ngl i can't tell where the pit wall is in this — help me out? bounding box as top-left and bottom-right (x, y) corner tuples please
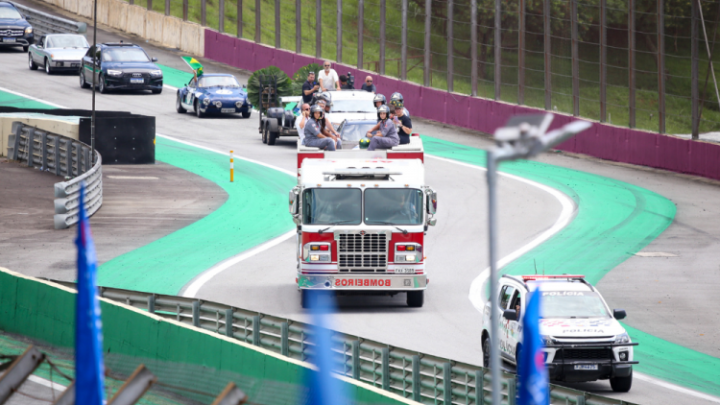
(203, 30), (720, 182)
(0, 267), (417, 405)
(0, 116), (79, 157)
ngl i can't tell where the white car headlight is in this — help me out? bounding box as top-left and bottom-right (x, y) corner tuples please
(615, 333), (631, 344)
(107, 70), (123, 76)
(25, 27), (32, 34)
(202, 98), (211, 105)
(541, 335), (553, 346)
(149, 70), (163, 76)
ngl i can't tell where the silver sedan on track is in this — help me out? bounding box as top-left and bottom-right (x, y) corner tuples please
(28, 34), (89, 74)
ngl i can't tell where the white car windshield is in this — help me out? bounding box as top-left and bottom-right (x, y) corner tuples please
(330, 99), (375, 113)
(0, 7), (22, 19)
(48, 36), (89, 49)
(103, 48), (150, 62)
(539, 291), (611, 318)
(199, 76), (240, 88)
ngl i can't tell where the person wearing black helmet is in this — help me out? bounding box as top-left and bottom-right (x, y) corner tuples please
(364, 105), (399, 151)
(303, 105), (336, 151)
(373, 94), (387, 109)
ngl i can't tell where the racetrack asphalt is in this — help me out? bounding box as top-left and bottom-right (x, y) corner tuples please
(1, 5), (720, 401)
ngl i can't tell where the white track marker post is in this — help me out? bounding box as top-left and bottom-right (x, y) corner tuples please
(230, 150), (234, 182)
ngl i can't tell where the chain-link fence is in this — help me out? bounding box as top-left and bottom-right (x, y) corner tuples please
(124, 0), (720, 136)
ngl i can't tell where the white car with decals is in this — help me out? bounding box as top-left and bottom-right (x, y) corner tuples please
(481, 274), (637, 392)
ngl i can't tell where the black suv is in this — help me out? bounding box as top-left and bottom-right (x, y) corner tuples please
(0, 2), (33, 52)
(79, 42), (163, 94)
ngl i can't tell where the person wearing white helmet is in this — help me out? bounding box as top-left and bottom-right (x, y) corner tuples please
(303, 105), (336, 151)
(373, 94), (387, 109)
(364, 105), (399, 151)
(389, 92), (410, 117)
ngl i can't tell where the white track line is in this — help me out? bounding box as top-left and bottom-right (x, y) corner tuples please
(28, 375), (66, 391)
(633, 373), (720, 404)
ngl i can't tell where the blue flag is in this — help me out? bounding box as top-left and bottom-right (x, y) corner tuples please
(75, 182), (106, 404)
(518, 287), (549, 405)
(305, 291), (347, 405)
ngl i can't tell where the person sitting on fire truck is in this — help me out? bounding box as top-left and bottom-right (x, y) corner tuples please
(303, 105), (336, 151)
(365, 105), (399, 151)
(373, 94), (387, 108)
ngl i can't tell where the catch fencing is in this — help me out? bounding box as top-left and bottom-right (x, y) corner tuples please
(44, 280), (641, 405)
(119, 0), (720, 137)
(6, 122), (102, 229)
(10, 1), (87, 35)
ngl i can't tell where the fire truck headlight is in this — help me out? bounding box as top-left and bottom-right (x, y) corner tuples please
(310, 255), (320, 261)
(406, 254), (416, 261)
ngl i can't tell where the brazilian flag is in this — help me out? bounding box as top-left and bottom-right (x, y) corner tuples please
(181, 56), (203, 77)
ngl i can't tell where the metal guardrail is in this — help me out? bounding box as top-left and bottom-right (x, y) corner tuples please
(7, 122), (102, 229)
(44, 280), (639, 405)
(10, 1), (87, 36)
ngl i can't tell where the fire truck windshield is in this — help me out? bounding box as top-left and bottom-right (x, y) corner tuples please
(303, 188), (362, 225)
(364, 189), (423, 226)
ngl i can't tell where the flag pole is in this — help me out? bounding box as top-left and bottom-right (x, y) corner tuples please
(90, 0), (97, 165)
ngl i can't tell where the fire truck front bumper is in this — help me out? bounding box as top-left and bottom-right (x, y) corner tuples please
(298, 274), (427, 291)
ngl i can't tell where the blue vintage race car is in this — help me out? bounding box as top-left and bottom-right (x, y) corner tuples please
(176, 73), (252, 118)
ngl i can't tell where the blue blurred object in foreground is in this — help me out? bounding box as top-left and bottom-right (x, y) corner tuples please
(75, 182), (106, 405)
(518, 287), (549, 405)
(305, 291), (348, 405)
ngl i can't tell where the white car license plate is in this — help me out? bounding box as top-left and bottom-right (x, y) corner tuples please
(3, 38), (15, 43)
(574, 365), (598, 371)
(394, 268), (415, 274)
(221, 108), (235, 113)
(130, 78), (144, 84)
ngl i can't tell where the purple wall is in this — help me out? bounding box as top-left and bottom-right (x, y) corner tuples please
(204, 30), (720, 182)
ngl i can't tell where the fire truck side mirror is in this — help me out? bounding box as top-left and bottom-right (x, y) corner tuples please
(427, 190), (437, 215)
(289, 189), (299, 214)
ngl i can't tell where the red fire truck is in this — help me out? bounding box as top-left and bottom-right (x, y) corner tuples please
(289, 137), (437, 308)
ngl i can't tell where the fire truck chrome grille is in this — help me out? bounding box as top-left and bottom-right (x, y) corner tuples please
(337, 233), (388, 272)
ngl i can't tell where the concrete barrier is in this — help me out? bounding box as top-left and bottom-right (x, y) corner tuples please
(77, 0), (92, 18)
(107, 0), (128, 32)
(161, 15), (181, 49)
(0, 115), (79, 158)
(62, 0), (78, 15)
(95, 0), (109, 26)
(145, 10), (164, 45)
(179, 21), (203, 56)
(126, 4), (146, 38)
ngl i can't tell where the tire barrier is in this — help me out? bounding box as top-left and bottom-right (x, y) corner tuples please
(6, 121), (102, 229)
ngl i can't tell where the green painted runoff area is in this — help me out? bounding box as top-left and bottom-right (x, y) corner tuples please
(96, 136), (296, 294)
(422, 135), (720, 397)
(157, 63), (194, 88)
(0, 269), (410, 405)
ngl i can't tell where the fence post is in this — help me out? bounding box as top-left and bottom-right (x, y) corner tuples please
(358, 0), (364, 68)
(53, 136), (60, 176)
(657, 0), (665, 133)
(507, 376), (517, 405)
(443, 363), (452, 404)
(476, 369), (485, 404)
(183, 0), (188, 21)
(296, 0), (301, 53)
(691, 0), (699, 138)
(381, 348), (390, 390)
(494, 0), (501, 100)
(225, 308), (234, 337)
(255, 0), (261, 43)
(316, 0), (322, 58)
(337, 0), (342, 62)
(471, 0), (477, 96)
(447, 0), (453, 92)
(412, 355), (420, 401)
(518, 0), (525, 104)
(219, 0), (225, 32)
(147, 295), (155, 314)
(252, 315), (261, 346)
(201, 0), (206, 26)
(401, 0), (407, 80)
(274, 0), (280, 47)
(424, 0), (431, 86)
(628, 0), (635, 128)
(543, 0), (551, 110)
(599, 0), (607, 122)
(147, 0), (152, 11)
(65, 139), (72, 177)
(380, 0), (386, 74)
(352, 341), (360, 379)
(164, 0), (169, 16)
(192, 300), (200, 327)
(40, 132), (48, 170)
(571, 0), (579, 116)
(280, 322), (289, 356)
(237, 0), (242, 38)
(576, 394), (586, 405)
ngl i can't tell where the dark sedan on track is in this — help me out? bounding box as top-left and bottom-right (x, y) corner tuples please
(0, 2), (33, 52)
(79, 42), (163, 94)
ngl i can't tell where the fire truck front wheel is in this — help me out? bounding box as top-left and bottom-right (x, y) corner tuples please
(407, 291), (424, 308)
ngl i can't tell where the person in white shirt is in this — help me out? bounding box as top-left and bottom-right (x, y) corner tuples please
(296, 103), (311, 143)
(318, 61), (341, 92)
